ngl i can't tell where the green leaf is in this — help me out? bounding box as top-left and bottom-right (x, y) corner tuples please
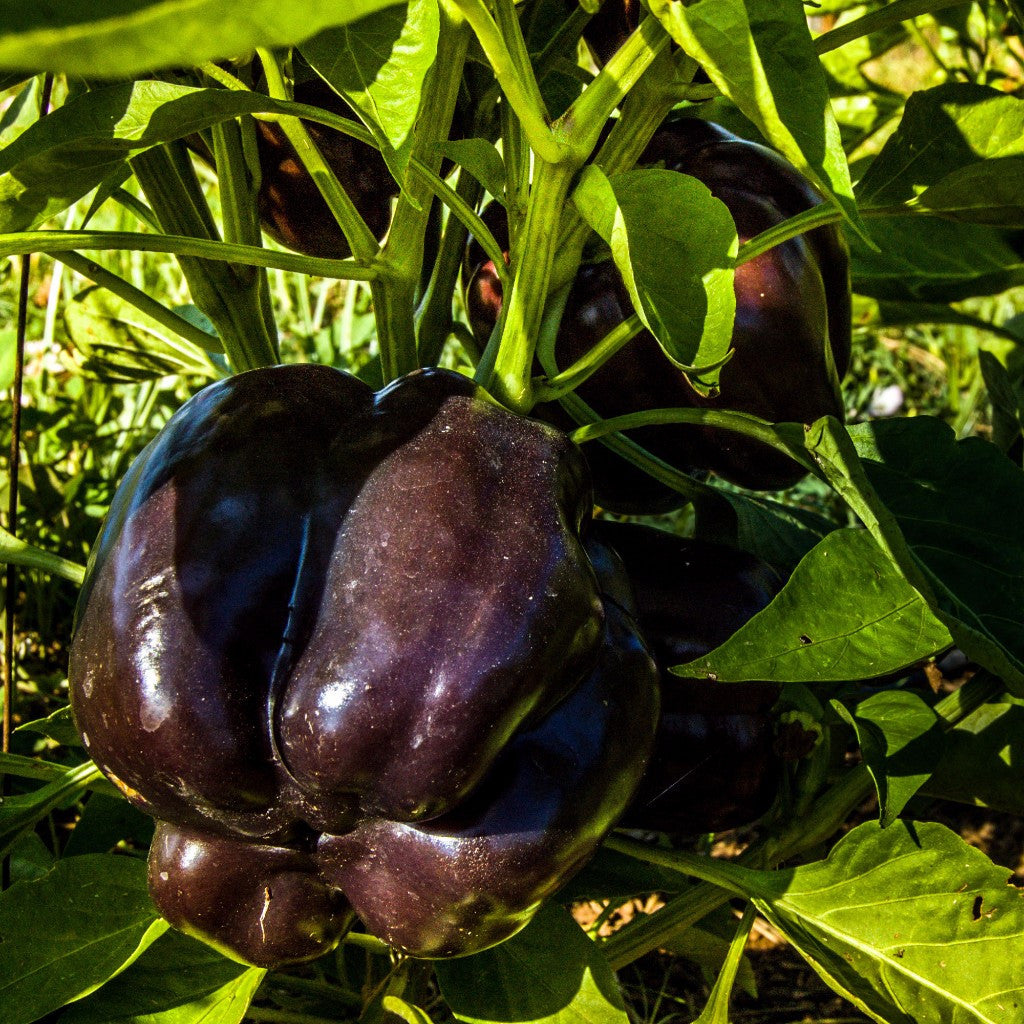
(847, 417), (1024, 691)
(0, 1), (408, 77)
(0, 81), (331, 232)
(7, 833), (54, 885)
(439, 138), (506, 201)
(691, 905), (756, 1024)
(848, 215), (1024, 303)
(0, 524), (85, 583)
(978, 350), (1024, 453)
(674, 528), (952, 683)
(647, 0), (863, 237)
(573, 165), (737, 386)
(63, 793), (155, 858)
(65, 285), (222, 383)
(857, 83), (1024, 210)
(60, 931), (263, 1024)
(436, 903), (628, 1024)
(923, 692), (1024, 815)
(15, 705), (82, 747)
(0, 76), (45, 147)
(724, 822), (1024, 1024)
(848, 216), (1024, 303)
(661, 907), (758, 1001)
(0, 855), (168, 1024)
(914, 156), (1024, 228)
(300, 0), (439, 184)
(0, 762), (106, 859)
(831, 689), (945, 826)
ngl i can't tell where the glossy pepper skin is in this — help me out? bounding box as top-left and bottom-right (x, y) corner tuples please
(465, 118), (852, 512)
(70, 364), (658, 966)
(255, 77), (398, 259)
(592, 521), (783, 836)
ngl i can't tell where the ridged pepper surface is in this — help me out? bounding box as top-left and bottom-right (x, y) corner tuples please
(70, 365), (658, 966)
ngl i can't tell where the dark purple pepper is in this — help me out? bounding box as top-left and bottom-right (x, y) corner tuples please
(592, 520), (783, 835)
(255, 78), (397, 260)
(70, 365), (658, 964)
(149, 823), (353, 968)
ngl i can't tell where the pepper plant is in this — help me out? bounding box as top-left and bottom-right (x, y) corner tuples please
(2, 2), (1024, 1023)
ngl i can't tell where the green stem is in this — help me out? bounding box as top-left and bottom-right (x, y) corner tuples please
(417, 171), (483, 366)
(131, 144), (278, 371)
(551, 56), (681, 293)
(209, 115), (264, 259)
(343, 931), (392, 955)
(533, 303), (712, 503)
(535, 314), (644, 400)
(697, 903), (757, 1020)
(501, 81), (531, 247)
(0, 528), (86, 584)
(556, 392), (713, 505)
(259, 974), (362, 1009)
(452, 0), (566, 163)
(54, 251), (222, 353)
(736, 204), (843, 266)
(493, 0), (550, 123)
(562, 12), (673, 162)
(0, 761), (107, 858)
(0, 232), (377, 279)
(245, 1009), (337, 1024)
(256, 49), (379, 264)
(378, 6), (470, 380)
(570, 407), (817, 476)
(813, 0), (972, 55)
(488, 161), (577, 411)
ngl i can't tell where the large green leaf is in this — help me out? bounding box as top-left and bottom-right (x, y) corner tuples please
(647, 0), (862, 234)
(914, 157), (1024, 228)
(0, 855), (168, 1024)
(0, 82), (354, 232)
(301, 1), (439, 183)
(60, 931), (263, 1024)
(923, 692), (1024, 816)
(831, 689), (945, 826)
(436, 904), (628, 1024)
(857, 83), (1024, 220)
(674, 528), (952, 683)
(849, 417), (1024, 691)
(725, 822), (1024, 1024)
(0, 1), (406, 77)
(573, 165), (737, 386)
(848, 216), (1024, 303)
